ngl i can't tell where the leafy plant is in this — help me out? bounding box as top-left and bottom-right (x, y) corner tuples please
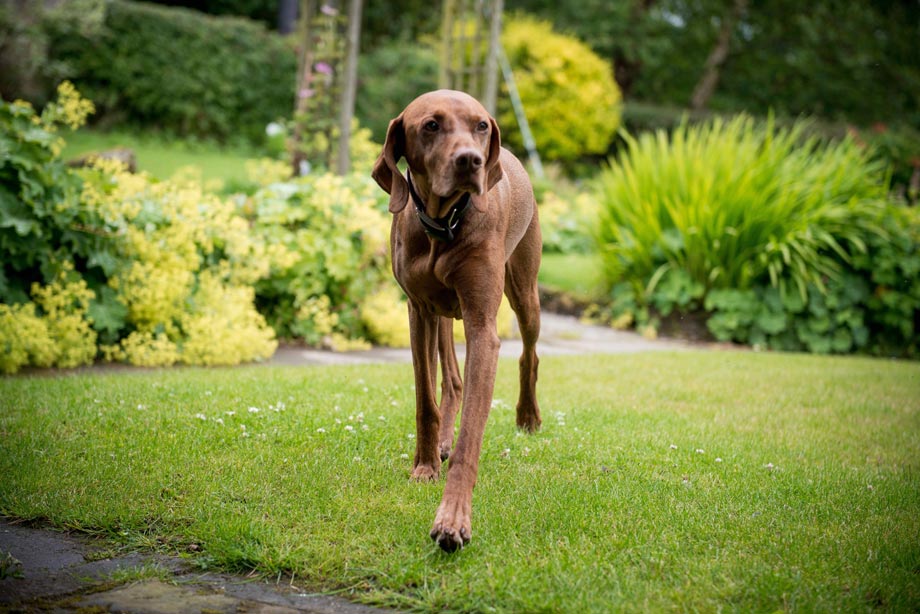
(595, 115), (888, 300)
(1, 86), (277, 373)
(41, 0), (296, 144)
(245, 172), (393, 349)
(594, 114), (919, 355)
(500, 16), (622, 165)
(356, 42), (439, 143)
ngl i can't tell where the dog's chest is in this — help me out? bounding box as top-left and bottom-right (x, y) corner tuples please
(391, 233), (465, 319)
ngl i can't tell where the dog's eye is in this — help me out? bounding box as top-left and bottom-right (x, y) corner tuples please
(424, 120), (440, 132)
(477, 121), (489, 132)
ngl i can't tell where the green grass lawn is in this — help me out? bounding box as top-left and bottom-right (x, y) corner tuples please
(62, 129), (257, 185)
(2, 352), (918, 612)
(538, 252), (606, 299)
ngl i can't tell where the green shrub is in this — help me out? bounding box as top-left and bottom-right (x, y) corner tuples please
(596, 116), (887, 297)
(852, 123), (920, 205)
(245, 173), (394, 349)
(0, 82), (96, 305)
(42, 0), (296, 144)
(500, 16), (621, 165)
(356, 42), (439, 143)
(595, 115), (919, 355)
(1, 86), (277, 373)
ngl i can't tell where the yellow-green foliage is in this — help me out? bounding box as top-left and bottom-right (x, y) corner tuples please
(248, 172), (393, 348)
(31, 265), (98, 368)
(80, 160), (277, 367)
(500, 16), (621, 163)
(360, 285), (411, 348)
(538, 190), (599, 254)
(0, 264), (98, 373)
(1, 83), (278, 373)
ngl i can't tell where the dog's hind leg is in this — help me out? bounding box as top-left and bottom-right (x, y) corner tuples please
(437, 316), (462, 461)
(408, 302), (442, 481)
(505, 211), (542, 433)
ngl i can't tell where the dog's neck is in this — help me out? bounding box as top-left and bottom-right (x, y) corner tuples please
(405, 170), (468, 219)
(406, 170), (472, 243)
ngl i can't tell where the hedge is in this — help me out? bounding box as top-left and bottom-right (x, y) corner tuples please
(42, 0), (296, 144)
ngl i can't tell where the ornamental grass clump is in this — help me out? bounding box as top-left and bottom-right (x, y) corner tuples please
(594, 115), (918, 354)
(596, 116), (887, 298)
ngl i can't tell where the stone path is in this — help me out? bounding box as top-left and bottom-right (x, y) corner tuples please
(0, 313), (687, 613)
(269, 312), (686, 366)
(0, 519), (389, 614)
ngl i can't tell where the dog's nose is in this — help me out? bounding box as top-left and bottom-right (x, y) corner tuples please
(454, 149), (483, 171)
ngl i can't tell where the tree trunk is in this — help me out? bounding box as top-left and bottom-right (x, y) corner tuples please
(335, 0), (363, 176)
(690, 0), (748, 111)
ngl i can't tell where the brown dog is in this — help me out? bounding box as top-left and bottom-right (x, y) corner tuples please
(372, 90), (542, 552)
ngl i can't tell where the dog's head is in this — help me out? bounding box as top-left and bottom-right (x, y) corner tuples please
(372, 90), (503, 213)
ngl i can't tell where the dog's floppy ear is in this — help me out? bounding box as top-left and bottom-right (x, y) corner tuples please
(372, 115), (409, 213)
(485, 116), (503, 191)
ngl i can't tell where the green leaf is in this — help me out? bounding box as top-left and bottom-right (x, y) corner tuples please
(88, 286), (128, 336)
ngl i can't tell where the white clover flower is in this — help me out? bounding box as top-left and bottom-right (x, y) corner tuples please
(696, 449), (705, 454)
(266, 122), (284, 137)
(670, 444), (678, 450)
(361, 425), (369, 431)
(195, 413), (207, 421)
(225, 411), (236, 416)
(316, 428), (326, 433)
(214, 418), (225, 425)
(715, 457), (723, 463)
(407, 433), (415, 439)
(765, 462), (775, 470)
(344, 425), (354, 432)
(501, 448), (511, 458)
(378, 415), (387, 421)
(400, 453), (409, 459)
(248, 406), (260, 413)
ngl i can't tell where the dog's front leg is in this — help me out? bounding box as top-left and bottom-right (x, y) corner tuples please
(430, 296), (501, 551)
(408, 301), (441, 481)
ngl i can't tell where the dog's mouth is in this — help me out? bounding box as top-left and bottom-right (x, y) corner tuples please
(432, 171), (485, 200)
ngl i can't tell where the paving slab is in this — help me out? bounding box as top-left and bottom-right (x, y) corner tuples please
(0, 519), (390, 614)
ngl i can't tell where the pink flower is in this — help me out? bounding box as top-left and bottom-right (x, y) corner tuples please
(320, 4), (338, 16)
(314, 61), (333, 75)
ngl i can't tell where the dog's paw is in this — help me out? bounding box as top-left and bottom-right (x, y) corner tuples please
(515, 402), (542, 433)
(430, 497), (471, 552)
(410, 463), (440, 482)
(516, 416), (542, 433)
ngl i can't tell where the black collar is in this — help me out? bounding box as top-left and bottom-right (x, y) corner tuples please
(406, 171), (471, 242)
